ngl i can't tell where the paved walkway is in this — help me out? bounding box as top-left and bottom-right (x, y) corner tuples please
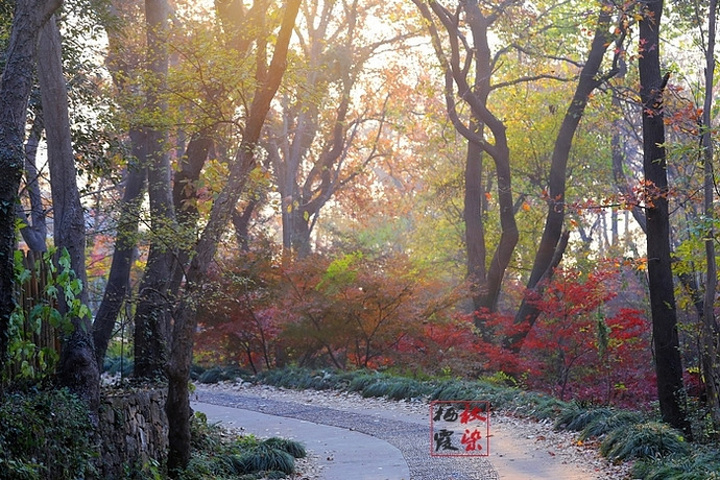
(193, 388), (611, 479)
(193, 402), (410, 479)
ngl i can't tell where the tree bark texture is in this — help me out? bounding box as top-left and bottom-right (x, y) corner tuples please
(38, 15), (100, 411)
(0, 0), (62, 382)
(17, 114), (48, 252)
(638, 0), (691, 436)
(165, 0), (301, 474)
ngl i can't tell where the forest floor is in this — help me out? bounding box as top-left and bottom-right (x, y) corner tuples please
(193, 381), (632, 479)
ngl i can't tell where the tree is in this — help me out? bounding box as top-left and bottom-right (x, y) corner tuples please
(698, 0), (720, 432)
(0, 0), (63, 386)
(92, 0), (149, 368)
(412, 0), (519, 318)
(513, 1), (624, 337)
(165, 0), (301, 472)
(37, 13), (100, 409)
(638, 0), (691, 435)
(132, 0), (175, 379)
(265, 0), (407, 257)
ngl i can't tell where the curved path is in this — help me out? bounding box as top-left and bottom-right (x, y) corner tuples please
(193, 387), (617, 479)
(194, 389), (499, 479)
(192, 402), (411, 479)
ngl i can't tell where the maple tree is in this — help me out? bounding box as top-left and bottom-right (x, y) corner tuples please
(475, 263), (656, 407)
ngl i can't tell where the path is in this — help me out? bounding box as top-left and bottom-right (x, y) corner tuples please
(193, 386), (625, 479)
(192, 402), (410, 479)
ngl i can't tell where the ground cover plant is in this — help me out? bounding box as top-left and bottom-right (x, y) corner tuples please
(180, 412), (306, 480)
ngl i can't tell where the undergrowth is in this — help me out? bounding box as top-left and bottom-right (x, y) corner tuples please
(180, 412), (306, 480)
(0, 388), (97, 480)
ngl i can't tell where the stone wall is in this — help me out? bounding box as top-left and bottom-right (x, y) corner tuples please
(98, 387), (168, 478)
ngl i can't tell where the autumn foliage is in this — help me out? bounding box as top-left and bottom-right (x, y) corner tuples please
(195, 253), (656, 407)
(475, 264), (656, 407)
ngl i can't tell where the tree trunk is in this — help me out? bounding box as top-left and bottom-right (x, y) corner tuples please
(0, 0), (62, 385)
(93, 129), (147, 367)
(133, 0), (174, 379)
(700, 0), (720, 431)
(165, 0), (301, 473)
(166, 133), (213, 300)
(38, 15), (100, 411)
(17, 114), (48, 252)
(512, 5), (618, 343)
(638, 0), (691, 436)
(464, 124), (487, 324)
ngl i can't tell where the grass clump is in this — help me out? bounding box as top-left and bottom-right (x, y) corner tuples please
(263, 437), (307, 459)
(579, 410), (645, 441)
(197, 365), (250, 384)
(430, 380), (481, 402)
(182, 412), (306, 479)
(600, 421), (689, 461)
(385, 377), (430, 400)
(255, 367), (345, 391)
(555, 404), (616, 432)
(226, 444), (295, 475)
(348, 371), (383, 393)
(631, 447), (720, 480)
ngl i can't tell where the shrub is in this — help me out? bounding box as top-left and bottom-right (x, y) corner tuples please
(189, 411), (223, 451)
(0, 388), (97, 479)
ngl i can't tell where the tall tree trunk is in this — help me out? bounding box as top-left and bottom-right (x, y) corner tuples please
(167, 133), (213, 296)
(166, 0), (301, 473)
(38, 15), (100, 411)
(133, 0), (174, 379)
(93, 130), (147, 367)
(465, 138), (487, 316)
(638, 0), (691, 436)
(512, 4), (619, 345)
(0, 0), (62, 387)
(700, 0), (720, 430)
